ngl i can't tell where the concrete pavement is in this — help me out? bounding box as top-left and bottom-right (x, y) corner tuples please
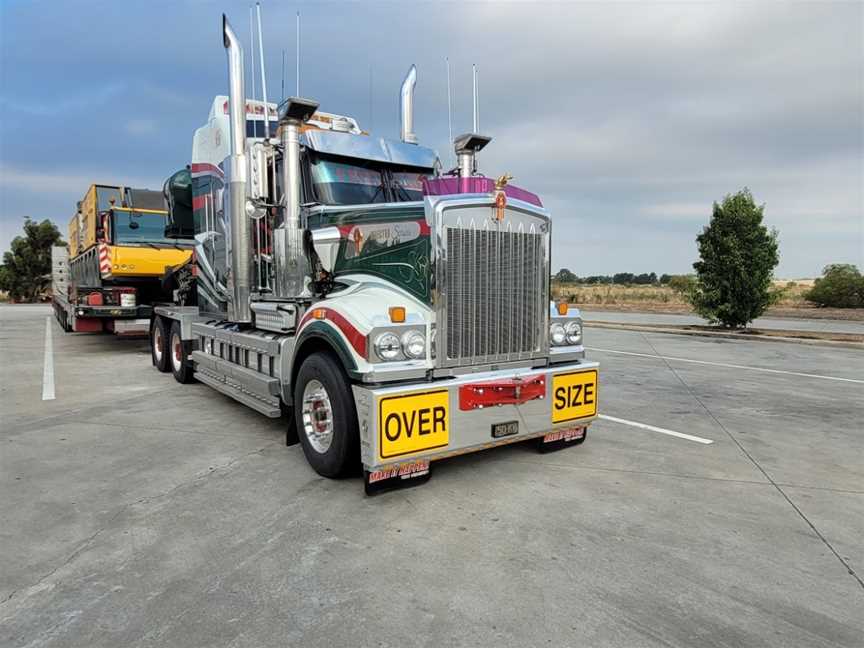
(1, 304), (862, 647)
(581, 309), (864, 335)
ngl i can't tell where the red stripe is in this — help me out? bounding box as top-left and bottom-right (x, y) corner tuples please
(192, 195), (207, 211)
(190, 162), (224, 177)
(298, 307), (366, 358)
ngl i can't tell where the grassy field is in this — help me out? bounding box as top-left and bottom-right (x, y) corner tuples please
(552, 280), (864, 320)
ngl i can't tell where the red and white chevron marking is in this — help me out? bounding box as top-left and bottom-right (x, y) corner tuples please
(98, 244), (112, 278)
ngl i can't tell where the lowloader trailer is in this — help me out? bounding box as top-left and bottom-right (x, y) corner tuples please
(150, 14), (598, 493)
(53, 184), (194, 335)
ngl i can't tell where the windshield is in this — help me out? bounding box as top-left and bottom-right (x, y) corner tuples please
(112, 210), (179, 245)
(246, 120), (278, 138)
(308, 154), (430, 205)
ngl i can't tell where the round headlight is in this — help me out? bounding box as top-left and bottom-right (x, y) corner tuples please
(401, 330), (426, 359)
(550, 323), (566, 346)
(565, 320), (582, 345)
(374, 332), (402, 361)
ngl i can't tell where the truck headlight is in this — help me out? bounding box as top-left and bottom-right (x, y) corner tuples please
(374, 332), (402, 361)
(401, 330), (425, 359)
(565, 320), (582, 345)
(550, 323), (566, 346)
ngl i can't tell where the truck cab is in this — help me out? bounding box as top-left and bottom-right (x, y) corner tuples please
(150, 14), (597, 493)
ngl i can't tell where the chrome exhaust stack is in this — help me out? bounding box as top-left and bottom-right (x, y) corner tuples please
(400, 65), (418, 144)
(222, 15), (253, 323)
(273, 97), (318, 298)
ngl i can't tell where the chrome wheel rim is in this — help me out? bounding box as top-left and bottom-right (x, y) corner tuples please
(302, 379), (334, 454)
(153, 327), (163, 362)
(171, 333), (182, 371)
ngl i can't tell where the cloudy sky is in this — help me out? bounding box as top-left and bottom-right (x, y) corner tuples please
(1, 1), (861, 277)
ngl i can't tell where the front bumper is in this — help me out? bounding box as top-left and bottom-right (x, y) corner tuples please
(352, 360), (599, 470)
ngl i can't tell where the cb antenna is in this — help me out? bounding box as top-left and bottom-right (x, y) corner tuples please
(281, 49), (286, 103)
(296, 11), (301, 96)
(255, 2), (269, 138)
(472, 63), (479, 133)
(249, 6), (256, 104)
(446, 57), (453, 167)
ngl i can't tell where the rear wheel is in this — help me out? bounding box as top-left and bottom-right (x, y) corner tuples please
(169, 321), (194, 384)
(151, 317), (170, 373)
(293, 352), (359, 478)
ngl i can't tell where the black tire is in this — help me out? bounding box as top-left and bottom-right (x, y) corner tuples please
(293, 352), (359, 478)
(169, 321), (195, 384)
(151, 316), (170, 373)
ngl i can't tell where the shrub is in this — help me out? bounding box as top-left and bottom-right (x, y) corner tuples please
(667, 274), (695, 296)
(806, 265), (864, 308)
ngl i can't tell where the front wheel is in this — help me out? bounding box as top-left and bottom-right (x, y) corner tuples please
(293, 352), (359, 478)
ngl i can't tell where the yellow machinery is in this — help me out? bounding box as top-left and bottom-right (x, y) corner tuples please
(54, 184), (194, 334)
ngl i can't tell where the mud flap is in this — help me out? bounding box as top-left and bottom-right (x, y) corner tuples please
(364, 459), (432, 496)
(537, 426), (588, 453)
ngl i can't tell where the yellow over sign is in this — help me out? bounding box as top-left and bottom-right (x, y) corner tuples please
(551, 370), (598, 423)
(378, 389), (449, 460)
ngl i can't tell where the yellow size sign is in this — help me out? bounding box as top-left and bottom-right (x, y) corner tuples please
(551, 370), (598, 423)
(378, 389), (449, 460)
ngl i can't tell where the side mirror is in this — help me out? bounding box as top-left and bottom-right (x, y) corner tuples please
(311, 227), (342, 273)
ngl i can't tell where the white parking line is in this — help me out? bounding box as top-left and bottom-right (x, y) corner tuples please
(598, 414), (714, 444)
(589, 347), (863, 384)
(42, 316), (55, 401)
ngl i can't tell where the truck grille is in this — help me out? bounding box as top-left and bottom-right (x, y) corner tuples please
(444, 224), (547, 366)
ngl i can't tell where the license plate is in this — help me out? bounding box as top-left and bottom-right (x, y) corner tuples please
(491, 420), (518, 438)
(551, 369), (598, 423)
(543, 427), (585, 443)
(378, 389), (449, 460)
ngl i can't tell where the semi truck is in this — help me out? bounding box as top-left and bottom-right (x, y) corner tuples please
(150, 14), (599, 493)
(52, 184), (194, 335)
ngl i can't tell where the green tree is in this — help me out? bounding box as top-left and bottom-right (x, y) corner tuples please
(689, 189), (779, 327)
(0, 218), (66, 302)
(555, 268), (577, 283)
(805, 264), (864, 308)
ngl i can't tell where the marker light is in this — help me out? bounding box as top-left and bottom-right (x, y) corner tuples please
(389, 306), (406, 323)
(556, 302), (569, 316)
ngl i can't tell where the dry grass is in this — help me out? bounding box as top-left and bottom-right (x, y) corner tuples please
(553, 281), (814, 308)
(551, 280), (864, 320)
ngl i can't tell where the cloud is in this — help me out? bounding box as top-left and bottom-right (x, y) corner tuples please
(0, 1), (861, 275)
(125, 119), (158, 136)
(0, 165), (163, 195)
